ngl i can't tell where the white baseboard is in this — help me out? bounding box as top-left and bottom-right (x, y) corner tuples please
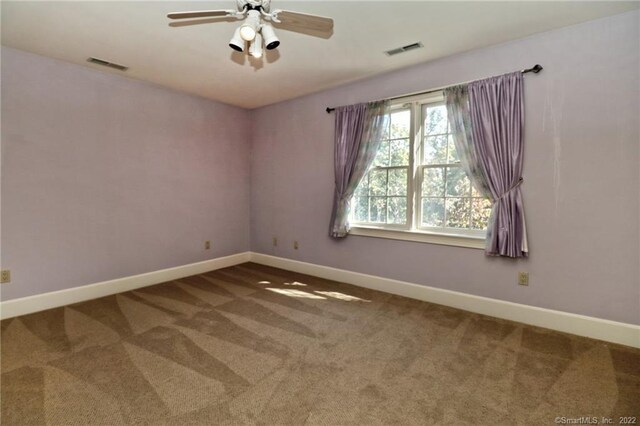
(2, 250), (638, 349)
(0, 252), (251, 320)
(250, 253), (640, 349)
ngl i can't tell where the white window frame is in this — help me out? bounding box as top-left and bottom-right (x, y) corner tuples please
(349, 92), (488, 249)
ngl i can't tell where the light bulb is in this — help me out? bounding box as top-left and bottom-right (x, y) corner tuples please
(239, 25), (256, 41)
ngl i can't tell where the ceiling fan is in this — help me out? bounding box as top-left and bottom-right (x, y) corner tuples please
(167, 0), (334, 59)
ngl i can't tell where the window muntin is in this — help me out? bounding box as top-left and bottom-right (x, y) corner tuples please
(350, 93), (491, 239)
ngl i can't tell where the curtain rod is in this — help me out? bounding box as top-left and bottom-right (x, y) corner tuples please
(325, 64), (543, 113)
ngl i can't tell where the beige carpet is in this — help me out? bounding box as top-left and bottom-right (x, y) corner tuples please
(1, 262), (639, 425)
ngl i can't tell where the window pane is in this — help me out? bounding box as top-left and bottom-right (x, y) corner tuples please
(445, 198), (471, 229)
(370, 197), (387, 223)
(422, 198), (444, 227)
(424, 104), (448, 135)
(445, 166), (471, 197)
(368, 169), (387, 196)
(422, 167), (445, 197)
(387, 197), (407, 224)
(354, 175), (368, 196)
(447, 135), (460, 163)
(381, 118), (390, 140)
(388, 168), (408, 196)
(390, 109), (411, 139)
(471, 198), (492, 230)
(353, 196), (369, 222)
(373, 139), (389, 167)
(471, 183), (483, 197)
(390, 138), (410, 166)
(424, 135), (448, 164)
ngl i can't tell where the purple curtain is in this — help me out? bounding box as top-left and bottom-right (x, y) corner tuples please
(468, 72), (528, 257)
(445, 85), (492, 199)
(329, 101), (389, 238)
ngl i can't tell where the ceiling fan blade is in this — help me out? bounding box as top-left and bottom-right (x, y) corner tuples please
(167, 10), (234, 20)
(169, 17), (235, 28)
(273, 10), (334, 33)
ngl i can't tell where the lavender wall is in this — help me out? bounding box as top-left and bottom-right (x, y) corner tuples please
(250, 12), (640, 325)
(2, 12), (638, 325)
(1, 47), (251, 301)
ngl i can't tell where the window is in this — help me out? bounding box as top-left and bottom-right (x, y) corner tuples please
(350, 92), (492, 247)
(353, 108), (411, 226)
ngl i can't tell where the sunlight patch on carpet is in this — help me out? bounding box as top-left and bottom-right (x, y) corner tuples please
(314, 291), (370, 302)
(266, 288), (326, 299)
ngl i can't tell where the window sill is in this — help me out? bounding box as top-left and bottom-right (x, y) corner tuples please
(349, 226), (486, 249)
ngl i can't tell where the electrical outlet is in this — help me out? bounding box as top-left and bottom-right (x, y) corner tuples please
(205, 241), (211, 250)
(1, 270), (11, 284)
(293, 240), (299, 250)
(272, 237), (278, 247)
(518, 272), (529, 286)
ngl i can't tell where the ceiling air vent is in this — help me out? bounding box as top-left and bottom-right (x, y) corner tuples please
(385, 42), (424, 56)
(87, 57), (129, 72)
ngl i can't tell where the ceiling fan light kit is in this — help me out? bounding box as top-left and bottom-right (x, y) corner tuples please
(261, 23), (280, 50)
(168, 0), (332, 61)
(229, 27), (245, 52)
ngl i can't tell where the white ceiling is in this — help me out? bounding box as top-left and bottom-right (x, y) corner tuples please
(2, 1), (638, 109)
